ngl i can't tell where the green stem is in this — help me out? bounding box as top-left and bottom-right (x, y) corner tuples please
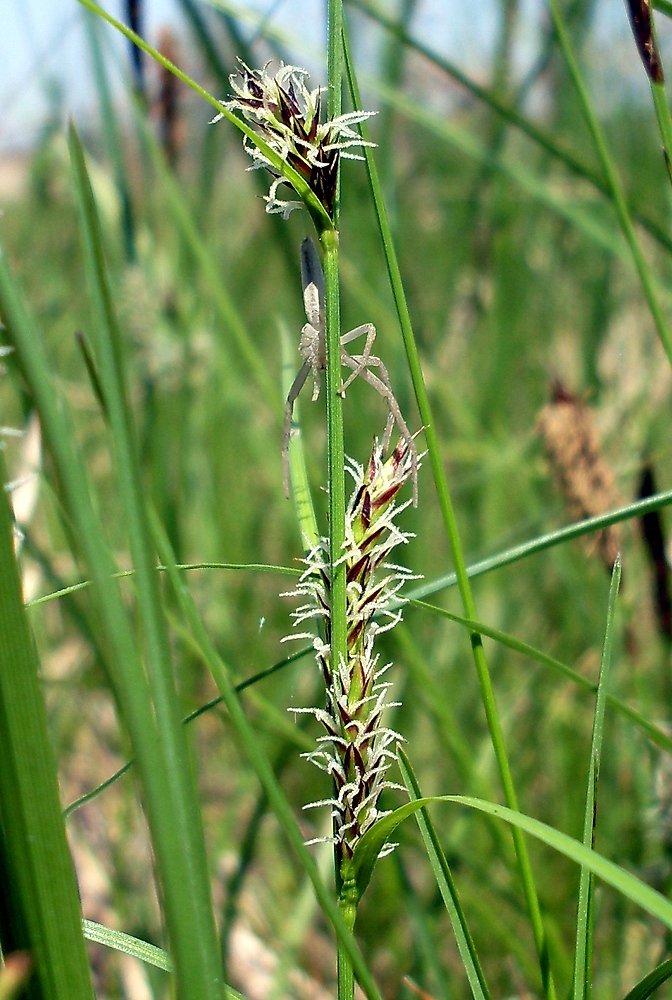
(322, 235), (347, 666)
(326, 8), (354, 1000)
(342, 27), (556, 1000)
(547, 0), (672, 368)
(337, 884), (358, 1000)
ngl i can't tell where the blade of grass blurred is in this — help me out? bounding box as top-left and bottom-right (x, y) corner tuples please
(410, 599), (672, 754)
(82, 918), (247, 998)
(398, 751), (491, 1000)
(0, 450), (94, 1000)
(0, 216), (224, 1000)
(126, 92), (278, 410)
(83, 9), (136, 261)
(375, 0), (417, 203)
(371, 82), (627, 259)
(342, 26), (556, 1000)
(150, 511), (384, 1000)
(621, 958), (672, 1000)
(82, 921), (173, 976)
(572, 558), (620, 1000)
(393, 856), (452, 1000)
(547, 0), (672, 367)
(654, 0), (672, 15)
(397, 623), (518, 863)
(406, 489), (672, 603)
(220, 742), (301, 972)
(348, 0), (672, 255)
(68, 122), (226, 998)
(27, 560), (300, 608)
(266, 842), (335, 1000)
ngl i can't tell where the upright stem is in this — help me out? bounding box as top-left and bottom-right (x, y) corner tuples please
(322, 235), (347, 667)
(325, 5), (352, 1000)
(324, 1), (347, 740)
(337, 882), (358, 1000)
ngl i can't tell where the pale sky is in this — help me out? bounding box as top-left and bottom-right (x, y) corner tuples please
(0, 0), (651, 153)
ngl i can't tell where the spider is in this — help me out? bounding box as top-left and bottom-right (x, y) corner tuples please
(282, 238), (419, 505)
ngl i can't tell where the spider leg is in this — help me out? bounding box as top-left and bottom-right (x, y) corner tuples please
(282, 360), (312, 498)
(382, 412), (395, 452)
(338, 324), (376, 397)
(342, 354), (419, 506)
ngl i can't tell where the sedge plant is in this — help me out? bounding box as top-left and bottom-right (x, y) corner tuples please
(5, 2), (672, 1000)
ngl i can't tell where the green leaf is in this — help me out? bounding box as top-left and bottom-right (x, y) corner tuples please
(82, 918), (245, 1000)
(573, 558), (621, 1000)
(345, 781), (672, 930)
(82, 921), (173, 974)
(68, 122), (226, 1000)
(398, 751), (491, 1000)
(621, 958), (672, 1000)
(0, 450), (94, 1000)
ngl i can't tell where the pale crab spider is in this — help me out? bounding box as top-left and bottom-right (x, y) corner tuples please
(282, 238), (419, 505)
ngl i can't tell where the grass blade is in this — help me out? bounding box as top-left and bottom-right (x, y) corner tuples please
(406, 490), (672, 603)
(398, 750), (491, 1000)
(572, 558), (621, 1000)
(68, 123), (226, 999)
(621, 958), (672, 1000)
(0, 451), (94, 1000)
(348, 791), (672, 930)
(440, 796), (672, 929)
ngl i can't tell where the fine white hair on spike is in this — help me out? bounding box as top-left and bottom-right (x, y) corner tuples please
(282, 434), (422, 864)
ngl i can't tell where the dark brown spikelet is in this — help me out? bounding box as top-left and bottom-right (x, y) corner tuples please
(154, 29), (184, 167)
(536, 383), (621, 572)
(624, 0), (664, 83)
(217, 61), (375, 220)
(638, 464), (672, 640)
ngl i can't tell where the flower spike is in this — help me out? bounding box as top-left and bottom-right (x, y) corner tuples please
(214, 60), (376, 219)
(285, 436), (420, 870)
